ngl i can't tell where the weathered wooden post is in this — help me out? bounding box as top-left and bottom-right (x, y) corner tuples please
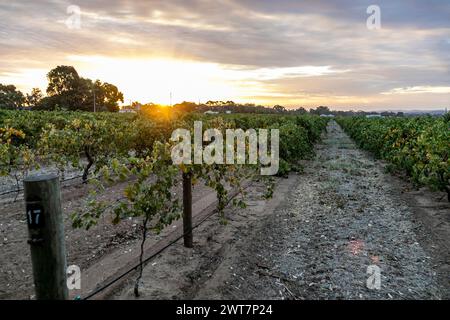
(182, 172), (193, 248)
(23, 174), (68, 300)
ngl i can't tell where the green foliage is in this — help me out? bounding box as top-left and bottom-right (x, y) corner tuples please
(338, 116), (450, 201)
(1, 109), (328, 235)
(0, 126), (35, 176)
(262, 176), (275, 199)
(38, 115), (131, 181)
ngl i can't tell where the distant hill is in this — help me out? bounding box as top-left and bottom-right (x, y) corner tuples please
(373, 109), (447, 116)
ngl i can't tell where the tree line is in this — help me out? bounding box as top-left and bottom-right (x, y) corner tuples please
(0, 66), (124, 112)
(163, 102), (405, 117)
(1, 67), (406, 116)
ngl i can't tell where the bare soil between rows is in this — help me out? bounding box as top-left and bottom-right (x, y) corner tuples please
(1, 121), (448, 299)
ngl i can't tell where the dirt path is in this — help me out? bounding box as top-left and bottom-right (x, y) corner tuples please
(115, 120), (448, 300)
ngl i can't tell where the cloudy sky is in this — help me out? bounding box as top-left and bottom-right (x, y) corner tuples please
(0, 0), (449, 110)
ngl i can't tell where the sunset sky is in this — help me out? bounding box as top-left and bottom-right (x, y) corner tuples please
(0, 0), (449, 110)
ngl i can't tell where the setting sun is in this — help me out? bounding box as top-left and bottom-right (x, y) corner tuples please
(66, 55), (246, 105)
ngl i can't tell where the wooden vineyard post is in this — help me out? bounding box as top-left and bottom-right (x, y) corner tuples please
(182, 172), (193, 248)
(23, 174), (68, 300)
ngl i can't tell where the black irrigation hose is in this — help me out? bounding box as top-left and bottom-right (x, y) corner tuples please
(0, 188), (23, 197)
(0, 174), (97, 197)
(82, 204), (222, 300)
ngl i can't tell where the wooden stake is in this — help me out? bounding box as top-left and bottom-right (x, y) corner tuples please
(23, 174), (68, 300)
(182, 172), (193, 248)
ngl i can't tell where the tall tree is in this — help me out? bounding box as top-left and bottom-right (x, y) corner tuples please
(100, 82), (124, 112)
(310, 106), (331, 115)
(44, 66), (123, 111)
(25, 88), (43, 109)
(273, 105), (286, 113)
(80, 79), (123, 112)
(173, 101), (197, 113)
(0, 84), (25, 109)
(46, 65), (83, 109)
(293, 107), (307, 114)
(46, 65), (80, 96)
